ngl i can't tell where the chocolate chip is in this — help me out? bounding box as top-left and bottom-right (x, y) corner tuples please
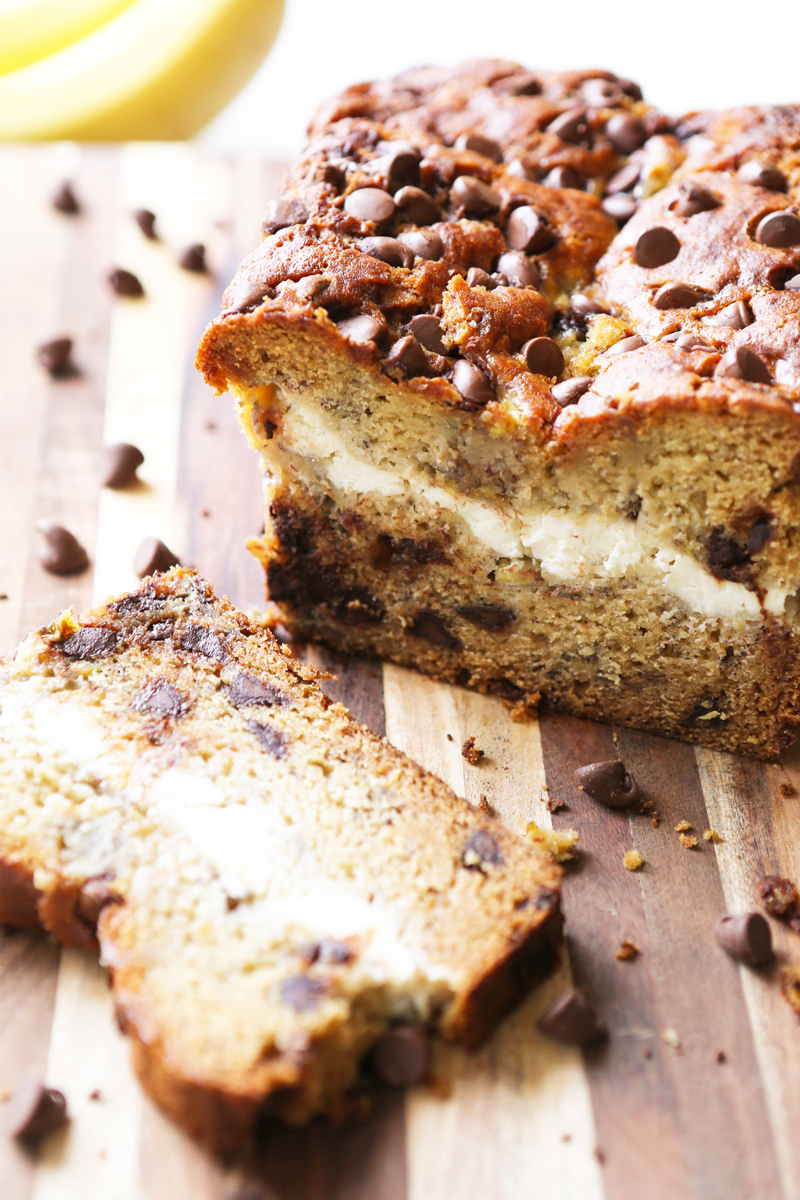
(737, 161), (787, 191)
(337, 314), (385, 345)
(262, 197), (309, 235)
(36, 337), (74, 377)
(357, 236), (414, 267)
(452, 360), (495, 409)
(372, 148), (420, 191)
(570, 294), (609, 320)
(715, 345), (771, 384)
(134, 537), (179, 577)
(546, 108), (589, 145)
(458, 603), (516, 630)
(178, 243), (206, 272)
(602, 194), (638, 224)
(52, 182), (80, 215)
(106, 268), (144, 298)
(746, 516), (772, 555)
(398, 229), (444, 261)
(705, 300), (753, 329)
(133, 679), (186, 717)
(706, 528), (750, 577)
(344, 187), (395, 223)
(605, 113), (646, 153)
(673, 333), (712, 349)
(280, 976), (325, 1012)
(455, 132), (503, 162)
(542, 165), (585, 190)
(5, 1080), (68, 1144)
(222, 277), (272, 315)
(449, 175), (501, 217)
(505, 158), (534, 181)
(75, 878), (119, 928)
(322, 162), (347, 190)
(522, 336), (564, 377)
(372, 1026), (429, 1087)
(462, 829), (502, 871)
(653, 282), (710, 310)
(574, 759), (640, 808)
(634, 226), (681, 268)
(552, 376), (591, 406)
(496, 251), (540, 288)
(407, 611), (460, 649)
(36, 522), (89, 576)
(134, 208), (157, 239)
(581, 77), (625, 107)
(505, 206), (555, 254)
(59, 627), (116, 659)
(229, 672), (287, 707)
(754, 210), (800, 248)
(466, 267), (497, 289)
(384, 334), (435, 377)
(409, 315), (447, 355)
(714, 913), (773, 966)
(537, 988), (606, 1046)
(672, 181), (720, 218)
(783, 273), (800, 291)
(604, 162), (641, 194)
(492, 71), (541, 97)
(181, 625), (225, 659)
(604, 334), (646, 355)
(249, 720), (289, 757)
(393, 185), (441, 225)
(101, 442), (144, 488)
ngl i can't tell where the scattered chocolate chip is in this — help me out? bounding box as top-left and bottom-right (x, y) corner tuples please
(75, 878), (119, 928)
(59, 627), (116, 659)
(5, 1080), (68, 1144)
(466, 266), (497, 289)
(746, 517), (772, 556)
(181, 624), (225, 660)
(492, 71), (541, 97)
(106, 268), (144, 298)
(458, 603), (515, 630)
(398, 228), (444, 261)
(505, 206), (555, 254)
(408, 314), (447, 355)
(505, 158), (534, 181)
(714, 912), (773, 966)
(393, 185), (440, 225)
(783, 273), (800, 291)
(52, 182), (80, 215)
(373, 148), (420, 191)
(605, 113), (646, 153)
(570, 293), (609, 320)
(754, 210), (800, 249)
(462, 829), (502, 870)
(229, 672), (287, 707)
(552, 376), (591, 407)
(222, 277), (272, 315)
(357, 236), (414, 267)
(385, 334), (436, 377)
(496, 250), (540, 288)
(372, 1026), (429, 1087)
(653, 282), (710, 310)
(493, 272), (509, 286)
(337, 314), (384, 345)
(452, 360), (495, 409)
(449, 175), (501, 217)
(133, 538), (179, 577)
(280, 976), (325, 1012)
(634, 227), (681, 268)
(581, 77), (624, 106)
(249, 720), (289, 757)
(178, 243), (206, 273)
(759, 874), (800, 917)
(604, 334), (646, 356)
(537, 988), (606, 1046)
(134, 208), (157, 239)
(546, 108), (589, 145)
(602, 194), (638, 224)
(322, 162), (347, 190)
(262, 197), (309, 234)
(36, 522), (89, 576)
(344, 187), (395, 224)
(455, 132), (502, 162)
(574, 760), (639, 808)
(101, 442), (144, 488)
(407, 610), (460, 649)
(715, 345), (771, 384)
(522, 336), (564, 377)
(36, 336), (74, 377)
(737, 161), (787, 191)
(672, 181), (720, 218)
(705, 300), (753, 330)
(133, 679), (186, 718)
(673, 333), (712, 350)
(604, 162), (641, 194)
(542, 165), (585, 190)
(462, 736), (484, 765)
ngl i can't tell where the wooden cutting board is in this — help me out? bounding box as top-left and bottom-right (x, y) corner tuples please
(1, 143), (799, 1200)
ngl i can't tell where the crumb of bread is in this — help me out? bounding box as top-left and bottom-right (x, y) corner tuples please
(461, 737), (484, 765)
(679, 833), (698, 849)
(674, 820), (692, 832)
(650, 812), (660, 828)
(505, 692), (539, 722)
(526, 822), (578, 862)
(546, 795), (567, 813)
(662, 1027), (681, 1049)
(780, 967), (800, 1016)
(615, 939), (640, 961)
(703, 829), (722, 842)
(623, 849), (644, 871)
(779, 782), (796, 797)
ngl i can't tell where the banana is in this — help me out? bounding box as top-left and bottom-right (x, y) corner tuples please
(0, 0), (284, 140)
(0, 0), (137, 75)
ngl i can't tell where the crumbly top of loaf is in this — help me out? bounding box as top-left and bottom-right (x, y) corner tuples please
(198, 61), (800, 440)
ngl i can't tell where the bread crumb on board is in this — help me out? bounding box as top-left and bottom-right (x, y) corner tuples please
(623, 849), (644, 871)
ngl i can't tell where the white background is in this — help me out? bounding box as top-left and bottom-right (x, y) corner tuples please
(200, 0), (800, 160)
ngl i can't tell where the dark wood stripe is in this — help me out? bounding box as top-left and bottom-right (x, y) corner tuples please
(539, 709), (783, 1200)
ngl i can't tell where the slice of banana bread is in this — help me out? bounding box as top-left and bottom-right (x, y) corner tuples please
(0, 568), (561, 1152)
(197, 62), (800, 759)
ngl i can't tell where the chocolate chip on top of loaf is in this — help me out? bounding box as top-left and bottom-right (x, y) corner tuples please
(0, 568), (561, 1151)
(198, 65), (800, 759)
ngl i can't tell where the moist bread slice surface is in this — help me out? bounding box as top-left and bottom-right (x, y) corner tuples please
(0, 568), (561, 1152)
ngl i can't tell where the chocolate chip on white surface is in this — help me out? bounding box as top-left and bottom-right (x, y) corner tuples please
(101, 443), (144, 488)
(36, 522), (89, 576)
(133, 537), (180, 578)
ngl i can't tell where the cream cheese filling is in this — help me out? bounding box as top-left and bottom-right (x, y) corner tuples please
(276, 402), (794, 623)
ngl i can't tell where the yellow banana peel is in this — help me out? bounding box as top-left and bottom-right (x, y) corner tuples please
(0, 0), (284, 139)
(0, 0), (138, 75)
